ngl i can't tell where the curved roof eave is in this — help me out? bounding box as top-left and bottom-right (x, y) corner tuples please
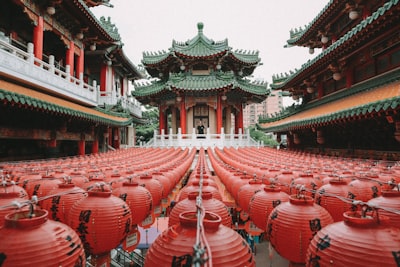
(273, 0), (400, 90)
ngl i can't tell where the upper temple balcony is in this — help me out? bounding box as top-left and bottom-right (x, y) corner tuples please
(0, 36), (142, 118)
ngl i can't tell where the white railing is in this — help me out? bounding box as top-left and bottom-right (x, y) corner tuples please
(97, 91), (142, 118)
(141, 128), (262, 149)
(0, 39), (98, 106)
(0, 38), (143, 116)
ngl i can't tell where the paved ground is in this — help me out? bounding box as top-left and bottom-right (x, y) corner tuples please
(255, 241), (289, 267)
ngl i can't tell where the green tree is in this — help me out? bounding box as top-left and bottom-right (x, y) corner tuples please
(136, 106), (159, 144)
(248, 126), (278, 147)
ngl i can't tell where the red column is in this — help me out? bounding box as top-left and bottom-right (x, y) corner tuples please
(66, 40), (75, 76)
(346, 68), (354, 89)
(92, 140), (99, 154)
(216, 95), (222, 134)
(159, 106), (165, 134)
(100, 64), (108, 95)
(33, 16), (44, 60)
(113, 127), (120, 149)
(76, 47), (84, 79)
(234, 112), (239, 134)
(317, 83), (323, 99)
(180, 99), (186, 134)
(78, 140), (85, 156)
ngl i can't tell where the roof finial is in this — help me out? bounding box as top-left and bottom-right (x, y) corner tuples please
(197, 22), (204, 34)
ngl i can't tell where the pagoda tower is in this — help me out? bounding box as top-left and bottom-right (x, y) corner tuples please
(133, 22), (268, 136)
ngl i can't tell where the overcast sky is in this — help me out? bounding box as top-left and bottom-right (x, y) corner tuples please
(92, 1), (328, 85)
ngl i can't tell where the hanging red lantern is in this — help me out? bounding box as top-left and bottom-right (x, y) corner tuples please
(112, 180), (153, 225)
(169, 191), (231, 227)
(248, 186), (290, 231)
(275, 171), (296, 194)
(144, 211), (255, 267)
(25, 176), (62, 206)
(306, 210), (400, 267)
(267, 195), (334, 265)
(0, 192), (28, 226)
(178, 181), (222, 202)
(348, 178), (381, 207)
(237, 179), (265, 213)
(367, 190), (400, 228)
(315, 179), (350, 222)
(41, 181), (87, 224)
(67, 184), (132, 259)
(0, 209), (86, 266)
(138, 174), (164, 207)
(0, 180), (28, 199)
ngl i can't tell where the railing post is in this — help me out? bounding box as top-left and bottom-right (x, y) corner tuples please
(178, 128), (182, 147)
(153, 129), (158, 147)
(239, 128), (243, 147)
(169, 128), (173, 147)
(65, 65), (71, 80)
(161, 129), (165, 147)
(27, 42), (34, 64)
(206, 127), (210, 140)
(220, 127), (225, 147)
(48, 55), (55, 73)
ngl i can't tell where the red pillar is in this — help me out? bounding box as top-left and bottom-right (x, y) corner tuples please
(216, 95), (222, 134)
(66, 40), (75, 76)
(346, 68), (354, 89)
(317, 82), (323, 99)
(180, 99), (186, 134)
(159, 105), (165, 134)
(100, 64), (108, 95)
(76, 47), (84, 79)
(33, 16), (44, 60)
(234, 112), (239, 134)
(92, 140), (99, 154)
(113, 127), (120, 149)
(78, 140), (85, 156)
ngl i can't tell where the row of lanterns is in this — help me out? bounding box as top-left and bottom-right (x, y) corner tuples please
(0, 147), (197, 266)
(2, 146), (400, 266)
(208, 146), (400, 266)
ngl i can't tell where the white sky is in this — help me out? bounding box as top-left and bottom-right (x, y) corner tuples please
(92, 0), (328, 86)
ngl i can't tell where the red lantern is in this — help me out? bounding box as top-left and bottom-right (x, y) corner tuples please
(0, 192), (28, 226)
(306, 211), (400, 267)
(67, 185), (132, 257)
(348, 178), (381, 206)
(367, 190), (400, 228)
(138, 174), (164, 207)
(178, 181), (222, 202)
(248, 186), (289, 231)
(267, 195), (334, 265)
(145, 211), (255, 267)
(0, 181), (28, 199)
(315, 179), (350, 222)
(0, 209), (85, 266)
(25, 176), (62, 206)
(112, 180), (153, 225)
(237, 179), (265, 213)
(169, 191), (231, 227)
(41, 181), (87, 224)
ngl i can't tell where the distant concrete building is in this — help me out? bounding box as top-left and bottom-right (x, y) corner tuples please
(243, 90), (284, 128)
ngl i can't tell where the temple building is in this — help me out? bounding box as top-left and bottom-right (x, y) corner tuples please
(258, 0), (400, 160)
(133, 22), (268, 137)
(0, 0), (144, 160)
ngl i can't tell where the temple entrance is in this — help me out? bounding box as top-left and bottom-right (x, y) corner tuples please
(193, 105), (209, 134)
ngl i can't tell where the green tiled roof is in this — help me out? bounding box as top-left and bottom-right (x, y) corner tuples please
(142, 22), (260, 65)
(0, 88), (134, 126)
(258, 70), (400, 132)
(257, 96), (400, 133)
(272, 0), (399, 89)
(133, 72), (268, 97)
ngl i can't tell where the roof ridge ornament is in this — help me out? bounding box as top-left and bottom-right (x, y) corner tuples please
(197, 22), (204, 34)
